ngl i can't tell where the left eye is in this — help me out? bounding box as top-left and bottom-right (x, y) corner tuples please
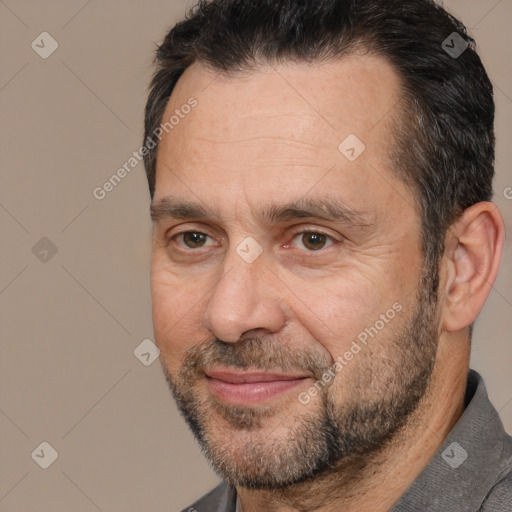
(290, 231), (335, 251)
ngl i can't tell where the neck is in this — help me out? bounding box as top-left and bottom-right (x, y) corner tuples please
(237, 337), (469, 512)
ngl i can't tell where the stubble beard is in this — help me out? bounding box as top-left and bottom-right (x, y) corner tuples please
(161, 272), (440, 491)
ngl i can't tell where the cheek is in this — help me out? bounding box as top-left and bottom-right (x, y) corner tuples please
(281, 267), (398, 362)
(150, 257), (208, 370)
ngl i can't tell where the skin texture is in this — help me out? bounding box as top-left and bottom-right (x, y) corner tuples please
(149, 54), (505, 511)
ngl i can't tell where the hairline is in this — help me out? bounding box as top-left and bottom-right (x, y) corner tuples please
(151, 47), (425, 228)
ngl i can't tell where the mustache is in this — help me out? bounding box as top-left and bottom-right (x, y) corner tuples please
(179, 337), (332, 381)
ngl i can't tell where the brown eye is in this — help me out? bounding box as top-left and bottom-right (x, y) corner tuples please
(297, 232), (332, 251)
(181, 232), (208, 248)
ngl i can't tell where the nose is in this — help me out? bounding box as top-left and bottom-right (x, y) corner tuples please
(202, 247), (287, 343)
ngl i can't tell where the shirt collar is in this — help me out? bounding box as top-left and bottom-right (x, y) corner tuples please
(235, 493), (243, 512)
(391, 369), (510, 511)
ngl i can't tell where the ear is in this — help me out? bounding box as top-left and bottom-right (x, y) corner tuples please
(441, 202), (505, 332)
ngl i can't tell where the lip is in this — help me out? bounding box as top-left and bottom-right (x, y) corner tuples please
(205, 368), (311, 405)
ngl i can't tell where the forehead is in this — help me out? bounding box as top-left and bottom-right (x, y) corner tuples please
(154, 53), (410, 220)
(162, 52), (402, 140)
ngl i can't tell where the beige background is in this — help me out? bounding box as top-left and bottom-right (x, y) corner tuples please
(0, 1), (511, 510)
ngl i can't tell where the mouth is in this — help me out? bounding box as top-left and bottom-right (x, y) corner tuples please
(204, 367), (312, 405)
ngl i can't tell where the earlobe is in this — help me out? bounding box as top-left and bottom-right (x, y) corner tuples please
(442, 202), (505, 333)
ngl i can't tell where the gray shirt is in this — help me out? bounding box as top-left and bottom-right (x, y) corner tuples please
(182, 369), (512, 511)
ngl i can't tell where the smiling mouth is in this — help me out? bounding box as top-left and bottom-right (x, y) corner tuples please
(204, 367), (312, 405)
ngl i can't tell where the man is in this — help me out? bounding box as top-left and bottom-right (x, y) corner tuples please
(143, 0), (511, 510)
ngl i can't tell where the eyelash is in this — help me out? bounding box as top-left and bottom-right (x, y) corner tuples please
(168, 229), (337, 253)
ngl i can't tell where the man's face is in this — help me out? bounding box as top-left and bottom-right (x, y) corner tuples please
(150, 55), (441, 488)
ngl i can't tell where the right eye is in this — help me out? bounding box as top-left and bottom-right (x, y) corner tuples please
(172, 231), (217, 249)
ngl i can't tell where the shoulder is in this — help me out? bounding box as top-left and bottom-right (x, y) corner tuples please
(479, 455), (512, 511)
(180, 481), (236, 512)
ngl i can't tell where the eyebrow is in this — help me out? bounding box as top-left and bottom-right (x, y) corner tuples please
(150, 195), (374, 228)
